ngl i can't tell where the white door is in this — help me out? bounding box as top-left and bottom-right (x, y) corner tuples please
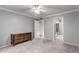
(34, 20), (44, 38)
(34, 20), (40, 38)
(39, 20), (44, 38)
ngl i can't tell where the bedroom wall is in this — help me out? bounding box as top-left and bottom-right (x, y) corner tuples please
(63, 11), (79, 45)
(44, 11), (79, 45)
(0, 9), (34, 47)
(44, 17), (54, 40)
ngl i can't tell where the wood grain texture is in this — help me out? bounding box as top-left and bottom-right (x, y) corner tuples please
(11, 32), (32, 46)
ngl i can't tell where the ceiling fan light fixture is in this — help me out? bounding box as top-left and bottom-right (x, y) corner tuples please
(32, 5), (41, 14)
(34, 9), (40, 14)
(32, 5), (46, 14)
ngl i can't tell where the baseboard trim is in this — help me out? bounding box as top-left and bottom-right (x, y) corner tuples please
(64, 42), (79, 47)
(0, 45), (11, 49)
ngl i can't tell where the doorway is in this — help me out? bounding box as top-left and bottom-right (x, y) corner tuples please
(53, 17), (64, 40)
(34, 20), (44, 38)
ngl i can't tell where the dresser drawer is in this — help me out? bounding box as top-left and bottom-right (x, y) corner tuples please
(11, 32), (32, 46)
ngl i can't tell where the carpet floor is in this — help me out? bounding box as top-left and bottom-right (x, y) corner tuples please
(0, 38), (79, 53)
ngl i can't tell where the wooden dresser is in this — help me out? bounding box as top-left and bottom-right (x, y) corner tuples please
(11, 32), (32, 46)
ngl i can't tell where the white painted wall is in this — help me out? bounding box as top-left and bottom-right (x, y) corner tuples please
(63, 11), (79, 45)
(44, 17), (54, 40)
(44, 11), (79, 45)
(0, 9), (34, 47)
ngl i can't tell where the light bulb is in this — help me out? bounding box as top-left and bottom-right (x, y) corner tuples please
(34, 9), (40, 14)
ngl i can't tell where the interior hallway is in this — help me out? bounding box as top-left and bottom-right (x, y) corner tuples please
(0, 39), (79, 53)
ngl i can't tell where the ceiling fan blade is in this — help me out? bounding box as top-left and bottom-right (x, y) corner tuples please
(40, 9), (46, 12)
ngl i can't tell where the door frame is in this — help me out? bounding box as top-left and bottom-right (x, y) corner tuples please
(53, 17), (64, 40)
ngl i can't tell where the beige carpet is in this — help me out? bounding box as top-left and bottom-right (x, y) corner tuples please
(0, 38), (79, 53)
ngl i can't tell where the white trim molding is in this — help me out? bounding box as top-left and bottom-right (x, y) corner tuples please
(64, 41), (79, 47)
(0, 44), (11, 49)
(0, 7), (79, 19)
(43, 9), (79, 18)
(0, 7), (35, 19)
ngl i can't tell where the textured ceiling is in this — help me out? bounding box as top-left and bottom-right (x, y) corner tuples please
(0, 5), (78, 19)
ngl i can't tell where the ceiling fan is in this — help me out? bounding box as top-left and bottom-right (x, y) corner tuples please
(32, 5), (46, 14)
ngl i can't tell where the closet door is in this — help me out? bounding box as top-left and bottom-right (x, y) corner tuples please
(39, 20), (44, 38)
(34, 20), (40, 38)
(34, 20), (44, 38)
